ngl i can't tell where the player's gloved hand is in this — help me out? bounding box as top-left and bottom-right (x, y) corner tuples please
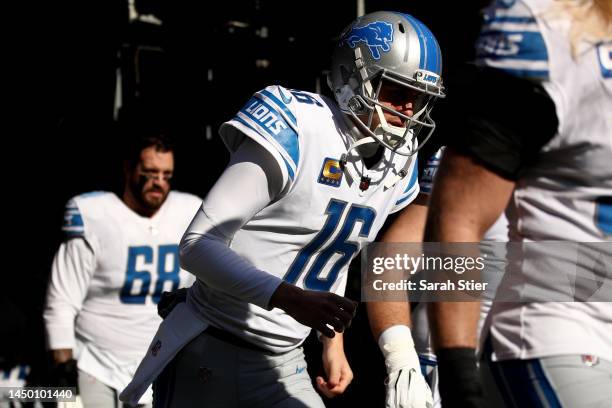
(380, 326), (433, 408)
(52, 358), (79, 389)
(269, 282), (357, 338)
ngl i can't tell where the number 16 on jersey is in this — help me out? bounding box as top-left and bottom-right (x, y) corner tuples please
(283, 199), (376, 291)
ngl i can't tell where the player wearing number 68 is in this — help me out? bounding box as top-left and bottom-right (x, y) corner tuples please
(44, 128), (201, 407)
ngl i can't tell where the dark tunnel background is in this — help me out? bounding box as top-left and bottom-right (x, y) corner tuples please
(7, 1), (488, 405)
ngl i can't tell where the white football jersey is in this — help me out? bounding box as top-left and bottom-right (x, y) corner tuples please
(45, 191), (201, 396)
(188, 85), (420, 353)
(477, 0), (612, 362)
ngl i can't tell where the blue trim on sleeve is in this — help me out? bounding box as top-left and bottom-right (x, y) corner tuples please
(258, 89), (297, 126)
(81, 191), (105, 198)
(64, 212), (84, 228)
(404, 157), (419, 193)
(395, 158), (420, 206)
(420, 149), (443, 194)
(476, 26), (549, 79)
(395, 189), (416, 206)
(478, 30), (548, 62)
(62, 203), (85, 237)
(496, 68), (549, 79)
(239, 97), (300, 170)
(597, 42), (612, 78)
(596, 199), (612, 234)
(233, 116), (295, 180)
(487, 16), (536, 24)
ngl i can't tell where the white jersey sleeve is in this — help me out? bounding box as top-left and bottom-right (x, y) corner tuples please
(219, 85), (301, 194)
(44, 199), (98, 349)
(180, 138), (284, 309)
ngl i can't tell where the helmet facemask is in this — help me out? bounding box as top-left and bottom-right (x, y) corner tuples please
(338, 47), (442, 158)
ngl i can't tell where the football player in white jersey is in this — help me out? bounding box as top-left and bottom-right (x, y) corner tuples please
(423, 0), (612, 407)
(44, 131), (201, 407)
(120, 11), (445, 408)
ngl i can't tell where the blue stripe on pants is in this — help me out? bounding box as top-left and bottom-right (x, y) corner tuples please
(489, 358), (563, 407)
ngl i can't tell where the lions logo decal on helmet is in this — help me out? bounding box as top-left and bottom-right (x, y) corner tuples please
(344, 21), (394, 60)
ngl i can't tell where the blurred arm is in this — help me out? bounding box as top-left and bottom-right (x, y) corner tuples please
(44, 238), (96, 363)
(366, 193), (429, 340)
(424, 148), (514, 349)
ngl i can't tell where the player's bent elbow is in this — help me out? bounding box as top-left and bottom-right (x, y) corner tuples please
(178, 232), (199, 271)
(179, 231), (226, 273)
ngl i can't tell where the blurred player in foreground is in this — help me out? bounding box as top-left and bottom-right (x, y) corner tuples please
(424, 0), (612, 406)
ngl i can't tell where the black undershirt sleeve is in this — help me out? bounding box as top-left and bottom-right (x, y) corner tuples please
(433, 64), (559, 180)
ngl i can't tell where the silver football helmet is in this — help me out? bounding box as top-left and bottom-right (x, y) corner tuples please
(328, 11), (445, 157)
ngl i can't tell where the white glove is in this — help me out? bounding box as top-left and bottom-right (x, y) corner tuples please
(380, 326), (433, 408)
